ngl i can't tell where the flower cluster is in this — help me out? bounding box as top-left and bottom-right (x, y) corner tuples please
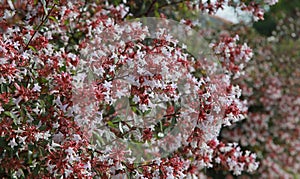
(0, 0), (278, 178)
(218, 8), (300, 178)
(187, 0), (278, 21)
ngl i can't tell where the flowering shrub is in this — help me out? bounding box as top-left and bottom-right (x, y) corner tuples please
(216, 7), (300, 179)
(0, 0), (278, 178)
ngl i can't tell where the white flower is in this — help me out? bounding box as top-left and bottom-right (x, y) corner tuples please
(50, 141), (61, 148)
(232, 85), (242, 98)
(64, 168), (73, 178)
(32, 83), (41, 92)
(13, 41), (20, 49)
(44, 131), (51, 140)
(158, 132), (164, 138)
(139, 104), (148, 112)
(53, 122), (60, 129)
(165, 166), (174, 175)
(73, 134), (81, 142)
(18, 136), (27, 145)
(109, 64), (116, 72)
(8, 138), (18, 148)
(265, 0), (278, 5)
(66, 147), (75, 156)
(132, 95), (140, 103)
(154, 158), (162, 165)
(0, 58), (7, 64)
(34, 132), (43, 141)
(52, 132), (64, 143)
(54, 96), (68, 112)
(166, 174), (175, 179)
(103, 80), (112, 90)
(215, 157), (221, 164)
(116, 89), (126, 98)
(32, 106), (40, 115)
(84, 161), (92, 171)
(15, 169), (24, 178)
(0, 77), (6, 84)
(213, 105), (221, 114)
(46, 163), (56, 173)
(3, 9), (15, 19)
(247, 161), (259, 172)
(0, 105), (4, 114)
(12, 96), (22, 106)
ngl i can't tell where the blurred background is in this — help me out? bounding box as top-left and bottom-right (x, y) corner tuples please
(119, 0), (300, 177)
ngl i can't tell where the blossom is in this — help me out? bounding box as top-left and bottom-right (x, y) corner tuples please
(0, 0), (279, 177)
(32, 83), (41, 92)
(8, 138), (17, 148)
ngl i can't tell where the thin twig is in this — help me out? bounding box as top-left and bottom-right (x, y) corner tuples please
(24, 4), (56, 51)
(158, 0), (186, 10)
(145, 0), (157, 16)
(136, 0), (186, 17)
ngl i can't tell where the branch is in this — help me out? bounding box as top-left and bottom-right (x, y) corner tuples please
(158, 0), (186, 10)
(24, 3), (56, 51)
(136, 0), (187, 18)
(145, 0), (157, 16)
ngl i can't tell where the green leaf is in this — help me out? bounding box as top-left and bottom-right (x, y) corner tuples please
(154, 10), (160, 17)
(41, 0), (48, 16)
(0, 137), (6, 148)
(28, 45), (37, 53)
(59, 64), (66, 72)
(107, 121), (115, 128)
(93, 131), (105, 146)
(4, 111), (18, 125)
(48, 16), (58, 23)
(0, 84), (6, 93)
(119, 122), (124, 133)
(131, 106), (142, 116)
(159, 120), (163, 132)
(4, 111), (12, 117)
(39, 77), (48, 83)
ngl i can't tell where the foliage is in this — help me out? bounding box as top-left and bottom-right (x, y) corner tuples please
(0, 0), (280, 178)
(214, 4), (300, 179)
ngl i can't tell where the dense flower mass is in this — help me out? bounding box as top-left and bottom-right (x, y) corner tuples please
(218, 9), (300, 178)
(0, 0), (278, 178)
